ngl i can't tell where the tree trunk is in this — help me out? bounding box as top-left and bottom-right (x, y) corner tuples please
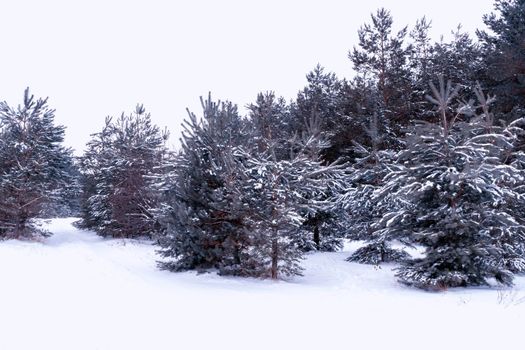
(313, 225), (320, 250)
(271, 234), (278, 279)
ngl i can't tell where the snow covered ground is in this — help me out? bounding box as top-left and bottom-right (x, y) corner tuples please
(1, 218), (524, 350)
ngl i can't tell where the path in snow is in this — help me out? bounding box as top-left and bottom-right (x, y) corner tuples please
(0, 218), (524, 350)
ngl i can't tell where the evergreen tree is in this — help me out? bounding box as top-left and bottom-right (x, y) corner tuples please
(157, 93), (344, 278)
(343, 113), (410, 264)
(381, 77), (525, 290)
(0, 88), (72, 238)
(80, 105), (167, 238)
(232, 138), (344, 278)
(478, 0), (525, 119)
(294, 116), (345, 252)
(410, 17), (433, 89)
(427, 26), (483, 111)
(251, 91), (345, 252)
(156, 95), (249, 272)
(349, 8), (414, 142)
(409, 17), (434, 120)
(292, 65), (346, 163)
(42, 155), (82, 218)
(246, 91), (292, 159)
(495, 116), (525, 272)
(337, 76), (379, 160)
(234, 152), (308, 278)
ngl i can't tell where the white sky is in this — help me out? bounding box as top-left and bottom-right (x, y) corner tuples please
(0, 0), (495, 154)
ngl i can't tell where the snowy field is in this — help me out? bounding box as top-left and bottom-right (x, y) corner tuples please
(1, 218), (524, 350)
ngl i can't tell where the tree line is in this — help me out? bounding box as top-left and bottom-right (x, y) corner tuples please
(1, 0), (525, 290)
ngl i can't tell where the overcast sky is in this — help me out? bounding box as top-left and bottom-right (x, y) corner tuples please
(0, 0), (495, 153)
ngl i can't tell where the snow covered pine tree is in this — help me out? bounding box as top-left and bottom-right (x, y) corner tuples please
(0, 88), (73, 238)
(228, 91), (345, 278)
(349, 8), (414, 142)
(344, 113), (410, 264)
(249, 92), (344, 252)
(382, 77), (525, 290)
(157, 93), (344, 279)
(79, 105), (167, 238)
(156, 95), (249, 273)
(479, 0), (525, 119)
(235, 143), (343, 278)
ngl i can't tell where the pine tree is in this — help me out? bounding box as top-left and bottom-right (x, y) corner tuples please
(409, 17), (444, 122)
(292, 65), (346, 163)
(250, 92), (345, 252)
(0, 88), (73, 238)
(337, 76), (379, 161)
(246, 91), (292, 159)
(343, 113), (410, 264)
(235, 152), (307, 278)
(157, 92), (344, 278)
(478, 0), (525, 118)
(349, 8), (414, 142)
(494, 117), (525, 272)
(427, 26), (483, 113)
(233, 141), (343, 278)
(42, 155), (82, 218)
(156, 94), (249, 272)
(295, 116), (345, 252)
(410, 17), (433, 92)
(80, 105), (167, 238)
(382, 77), (525, 290)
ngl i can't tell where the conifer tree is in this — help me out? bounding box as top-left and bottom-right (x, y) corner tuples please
(42, 156), (82, 218)
(295, 116), (345, 252)
(478, 0), (525, 118)
(292, 65), (346, 163)
(156, 95), (249, 272)
(349, 8), (414, 141)
(337, 76), (379, 160)
(246, 91), (292, 159)
(80, 105), (167, 238)
(250, 92), (345, 252)
(0, 88), (73, 238)
(410, 17), (433, 91)
(157, 93), (344, 278)
(344, 113), (410, 264)
(234, 151), (309, 278)
(382, 77), (525, 290)
(428, 26), (483, 109)
(409, 17), (433, 117)
(232, 137), (344, 278)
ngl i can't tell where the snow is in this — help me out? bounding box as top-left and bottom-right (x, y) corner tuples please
(1, 218), (525, 350)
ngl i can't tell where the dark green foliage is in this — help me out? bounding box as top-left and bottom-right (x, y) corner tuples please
(42, 156), (82, 218)
(80, 105), (167, 238)
(430, 28), (482, 91)
(479, 0), (525, 118)
(349, 8), (414, 142)
(156, 92), (345, 278)
(389, 79), (525, 289)
(341, 111), (409, 263)
(248, 91), (346, 253)
(292, 65), (347, 163)
(0, 88), (73, 238)
(232, 153), (309, 278)
(156, 95), (249, 272)
(228, 143), (343, 277)
(246, 91), (293, 159)
(285, 69), (350, 251)
(348, 244), (410, 265)
(300, 210), (343, 252)
(342, 74), (525, 290)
